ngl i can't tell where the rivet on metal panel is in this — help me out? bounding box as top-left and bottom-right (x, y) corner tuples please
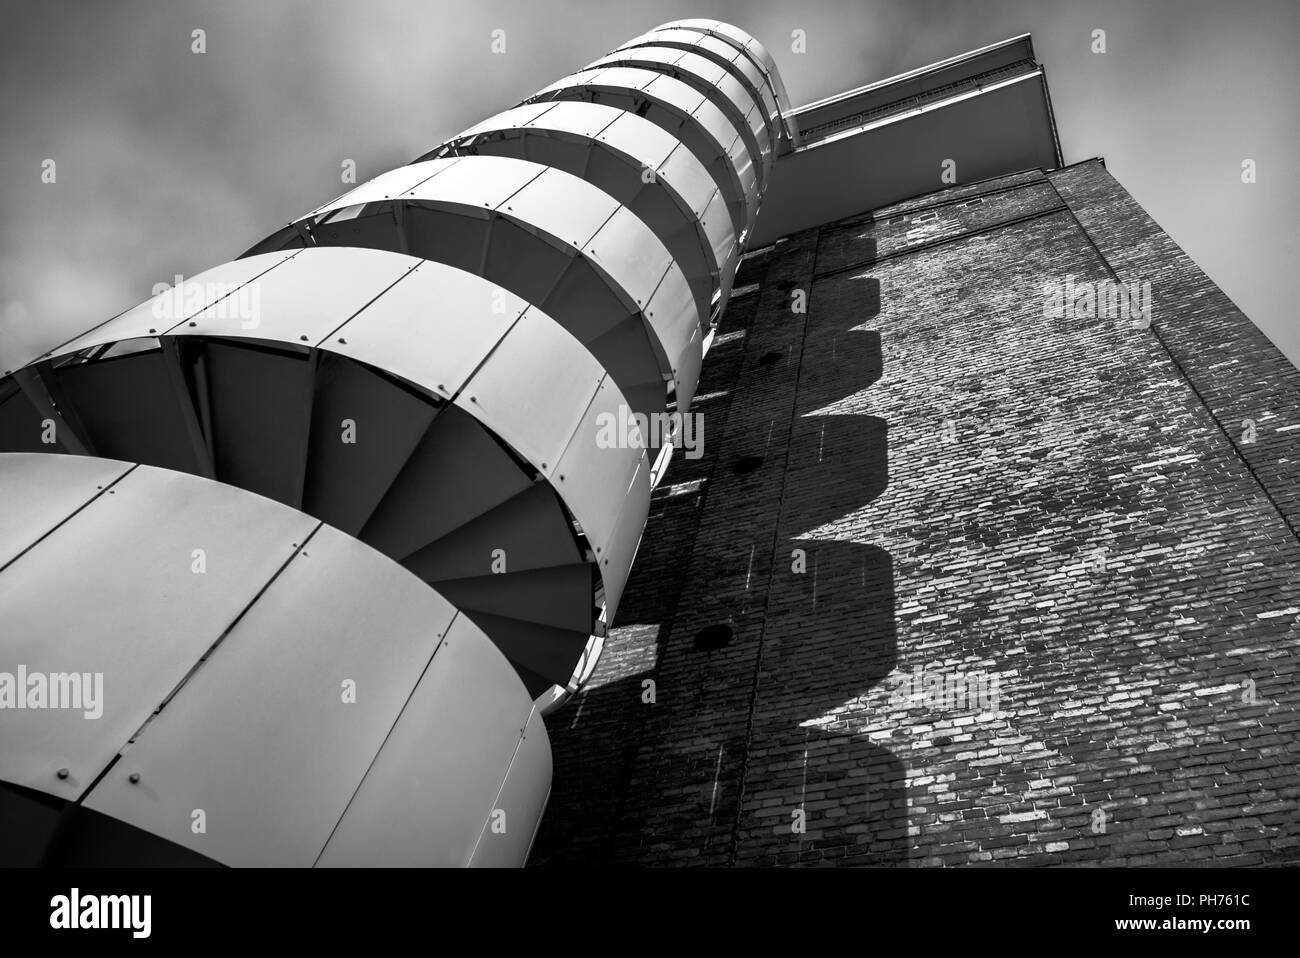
(300, 335), (309, 342)
(188, 322), (196, 327)
(56, 768), (69, 780)
(128, 772), (141, 784)
(338, 338), (347, 345)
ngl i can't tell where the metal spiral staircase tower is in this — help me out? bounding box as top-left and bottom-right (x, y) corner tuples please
(0, 20), (792, 867)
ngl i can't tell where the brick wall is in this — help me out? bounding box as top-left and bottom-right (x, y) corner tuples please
(530, 160), (1300, 867)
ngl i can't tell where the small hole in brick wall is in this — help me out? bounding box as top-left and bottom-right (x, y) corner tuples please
(693, 624), (733, 652)
(1098, 371), (1115, 382)
(733, 455), (764, 474)
(758, 350), (782, 366)
(933, 735), (954, 747)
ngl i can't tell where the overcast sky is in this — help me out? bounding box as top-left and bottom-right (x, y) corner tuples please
(2, 0), (1296, 372)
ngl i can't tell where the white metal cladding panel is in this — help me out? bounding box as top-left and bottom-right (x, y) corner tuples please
(446, 108), (698, 267)
(609, 46), (746, 119)
(655, 22), (785, 131)
(316, 614), (541, 867)
(0, 454), (132, 569)
(656, 138), (730, 235)
(457, 101), (557, 141)
(699, 187), (738, 273)
(723, 135), (761, 231)
(584, 204), (674, 315)
(662, 19), (790, 109)
(399, 155), (546, 215)
(328, 260), (529, 400)
(597, 113), (695, 197)
(534, 101), (674, 170)
(685, 56), (767, 143)
(83, 523), (458, 868)
(679, 32), (779, 122)
(593, 47), (769, 181)
(576, 115), (728, 282)
(49, 252), (298, 358)
(468, 705), (551, 867)
(668, 18), (768, 69)
(523, 99), (622, 142)
(0, 463), (317, 801)
(648, 257), (705, 360)
(460, 306), (603, 479)
(730, 84), (770, 152)
(626, 67), (706, 117)
(585, 44), (685, 73)
(639, 139), (733, 283)
(571, 65), (657, 95)
(582, 215), (697, 391)
(596, 451), (651, 617)
(699, 105), (756, 190)
(536, 68), (751, 232)
(604, 186), (712, 320)
(712, 21), (780, 75)
(686, 62), (771, 180)
(604, 69), (753, 217)
(642, 72), (755, 196)
(306, 162), (449, 220)
(676, 324), (705, 415)
(503, 165), (619, 249)
(529, 66), (608, 100)
(185, 247), (419, 346)
(553, 375), (650, 577)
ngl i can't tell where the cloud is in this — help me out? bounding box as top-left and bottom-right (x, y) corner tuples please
(1, 0), (1295, 371)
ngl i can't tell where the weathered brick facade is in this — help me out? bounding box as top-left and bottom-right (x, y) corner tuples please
(531, 159), (1300, 867)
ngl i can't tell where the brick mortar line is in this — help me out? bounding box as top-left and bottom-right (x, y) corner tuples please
(727, 236), (821, 866)
(825, 171), (1048, 235)
(1045, 176), (1300, 549)
(812, 202), (1068, 282)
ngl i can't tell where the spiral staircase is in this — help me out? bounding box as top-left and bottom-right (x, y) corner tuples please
(0, 19), (793, 867)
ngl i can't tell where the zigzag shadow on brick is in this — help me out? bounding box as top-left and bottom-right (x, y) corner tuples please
(531, 247), (907, 865)
(726, 264), (909, 864)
